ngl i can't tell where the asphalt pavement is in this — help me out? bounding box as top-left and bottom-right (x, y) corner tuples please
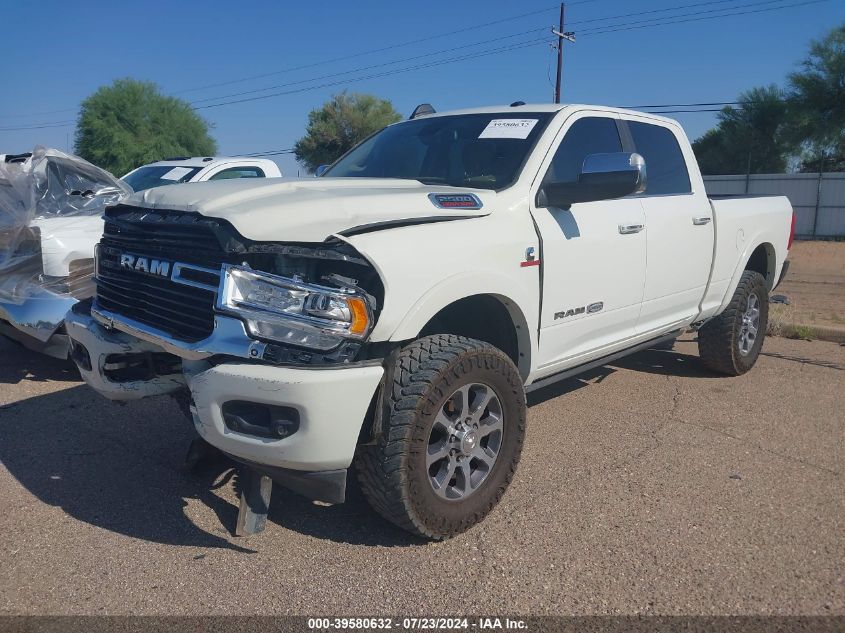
(0, 335), (842, 616)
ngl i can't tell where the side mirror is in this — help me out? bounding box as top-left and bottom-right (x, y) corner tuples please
(537, 152), (647, 208)
(315, 164), (330, 177)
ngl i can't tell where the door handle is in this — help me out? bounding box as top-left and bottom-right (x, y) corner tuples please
(693, 216), (712, 225)
(618, 224), (644, 234)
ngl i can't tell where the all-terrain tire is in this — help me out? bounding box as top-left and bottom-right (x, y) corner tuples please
(355, 334), (526, 540)
(698, 270), (769, 376)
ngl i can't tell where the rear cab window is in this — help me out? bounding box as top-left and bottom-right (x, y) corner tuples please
(208, 166), (266, 180)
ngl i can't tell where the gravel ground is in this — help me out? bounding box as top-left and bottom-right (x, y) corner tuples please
(772, 241), (845, 333)
(0, 335), (842, 616)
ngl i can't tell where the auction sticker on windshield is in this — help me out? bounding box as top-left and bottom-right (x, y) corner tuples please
(478, 118), (538, 139)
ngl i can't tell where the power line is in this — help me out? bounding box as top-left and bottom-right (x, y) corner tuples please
(194, 0), (827, 111)
(0, 0), (827, 128)
(172, 4), (579, 96)
(194, 36), (552, 110)
(190, 27), (549, 105)
(565, 0), (745, 26)
(644, 108), (726, 113)
(0, 120), (76, 131)
(189, 0), (772, 109)
(237, 148), (296, 157)
(576, 0), (829, 36)
(627, 101), (742, 108)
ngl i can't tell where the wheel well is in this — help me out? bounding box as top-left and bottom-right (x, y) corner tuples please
(419, 294), (526, 376)
(744, 243), (775, 289)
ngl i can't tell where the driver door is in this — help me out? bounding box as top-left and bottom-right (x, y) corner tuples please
(529, 113), (648, 375)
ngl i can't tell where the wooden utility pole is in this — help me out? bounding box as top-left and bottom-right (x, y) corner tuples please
(554, 3), (564, 104)
(552, 3), (575, 104)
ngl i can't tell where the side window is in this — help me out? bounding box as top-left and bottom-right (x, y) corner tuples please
(628, 122), (691, 195)
(208, 166), (266, 181)
(544, 116), (622, 184)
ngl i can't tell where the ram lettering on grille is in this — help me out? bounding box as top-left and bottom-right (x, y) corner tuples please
(118, 253), (171, 278)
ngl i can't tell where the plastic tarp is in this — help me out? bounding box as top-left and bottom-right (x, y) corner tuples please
(0, 146), (131, 305)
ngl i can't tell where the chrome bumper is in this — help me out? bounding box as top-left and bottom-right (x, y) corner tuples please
(65, 307), (185, 400)
(91, 305), (267, 362)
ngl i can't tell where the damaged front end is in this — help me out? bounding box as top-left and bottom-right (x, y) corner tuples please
(67, 205), (387, 497)
(0, 148), (132, 358)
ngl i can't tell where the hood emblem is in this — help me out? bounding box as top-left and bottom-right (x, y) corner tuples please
(428, 193), (483, 210)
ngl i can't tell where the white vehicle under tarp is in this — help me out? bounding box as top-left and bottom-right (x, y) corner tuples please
(0, 147), (132, 358)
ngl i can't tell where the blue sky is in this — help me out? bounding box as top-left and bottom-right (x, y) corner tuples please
(1, 0), (841, 176)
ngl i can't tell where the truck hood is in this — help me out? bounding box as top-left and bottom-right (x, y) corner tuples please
(125, 178), (494, 242)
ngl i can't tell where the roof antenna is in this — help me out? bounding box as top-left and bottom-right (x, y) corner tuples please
(410, 104), (436, 119)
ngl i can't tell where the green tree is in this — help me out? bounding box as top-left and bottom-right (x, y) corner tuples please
(294, 92), (402, 173)
(75, 79), (217, 176)
(785, 23), (845, 172)
(692, 86), (791, 175)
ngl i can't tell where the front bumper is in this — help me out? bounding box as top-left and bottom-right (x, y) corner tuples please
(186, 360), (383, 471)
(66, 306), (385, 473)
(0, 289), (78, 359)
(65, 305), (185, 400)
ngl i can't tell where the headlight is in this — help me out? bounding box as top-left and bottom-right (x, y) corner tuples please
(217, 265), (373, 350)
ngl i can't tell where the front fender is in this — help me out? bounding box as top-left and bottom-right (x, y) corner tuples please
(337, 208), (541, 377)
(387, 273), (536, 378)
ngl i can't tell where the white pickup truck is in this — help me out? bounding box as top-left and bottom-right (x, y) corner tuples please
(65, 104), (794, 539)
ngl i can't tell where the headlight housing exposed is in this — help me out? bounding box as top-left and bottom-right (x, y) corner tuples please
(217, 264), (373, 351)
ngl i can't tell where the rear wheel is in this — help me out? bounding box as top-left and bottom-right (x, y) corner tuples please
(356, 334), (526, 539)
(698, 270), (769, 376)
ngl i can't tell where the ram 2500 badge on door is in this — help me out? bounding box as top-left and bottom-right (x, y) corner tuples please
(66, 104), (794, 539)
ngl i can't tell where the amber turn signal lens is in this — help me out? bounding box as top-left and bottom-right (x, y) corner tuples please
(347, 297), (370, 336)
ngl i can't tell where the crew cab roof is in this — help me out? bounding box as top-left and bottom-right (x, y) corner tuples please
(411, 103), (679, 126)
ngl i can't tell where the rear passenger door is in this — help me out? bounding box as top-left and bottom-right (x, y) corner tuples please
(623, 118), (714, 334)
(530, 113), (648, 373)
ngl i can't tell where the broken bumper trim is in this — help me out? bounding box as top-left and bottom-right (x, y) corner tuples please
(0, 317), (70, 359)
(229, 455), (347, 504)
(65, 305), (185, 400)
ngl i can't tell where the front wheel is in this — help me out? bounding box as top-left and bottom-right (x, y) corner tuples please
(356, 334), (526, 539)
(698, 270), (769, 376)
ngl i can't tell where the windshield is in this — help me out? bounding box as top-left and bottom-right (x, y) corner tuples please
(325, 112), (554, 190)
(122, 165), (203, 192)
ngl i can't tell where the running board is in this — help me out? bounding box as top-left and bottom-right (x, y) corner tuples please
(525, 330), (684, 394)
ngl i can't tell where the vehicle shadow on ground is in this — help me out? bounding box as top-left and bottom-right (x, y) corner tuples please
(0, 345), (423, 548)
(0, 342), (714, 550)
(526, 343), (712, 406)
(0, 342), (258, 552)
(610, 347), (715, 378)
